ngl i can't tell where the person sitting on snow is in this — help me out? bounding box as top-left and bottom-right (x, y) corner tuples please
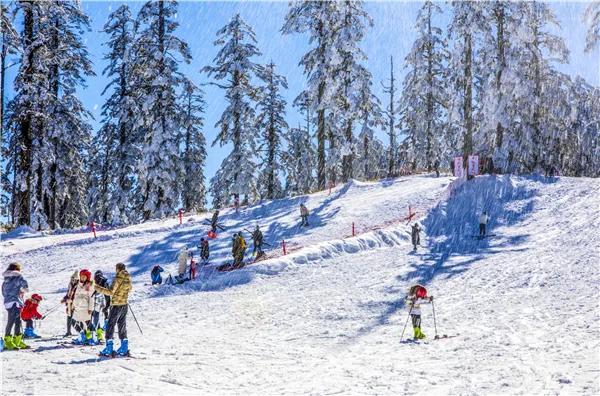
(406, 284), (433, 340)
(21, 293), (43, 339)
(151, 265), (165, 285)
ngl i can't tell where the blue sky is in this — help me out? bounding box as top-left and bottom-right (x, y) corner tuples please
(5, 1), (599, 195)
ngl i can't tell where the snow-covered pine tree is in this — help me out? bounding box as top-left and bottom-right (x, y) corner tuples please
(400, 0), (448, 172)
(332, 0), (374, 183)
(282, 0), (340, 190)
(256, 61), (288, 200)
(447, 1), (487, 168)
(43, 0), (94, 229)
(203, 13), (262, 207)
(381, 56), (398, 177)
(179, 79), (207, 213)
(505, 1), (569, 173)
(132, 0), (191, 220)
(89, 4), (137, 225)
(283, 126), (316, 196)
(584, 2), (600, 53)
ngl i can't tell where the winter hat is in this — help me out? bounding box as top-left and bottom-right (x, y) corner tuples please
(7, 262), (21, 272)
(80, 269), (92, 281)
(31, 294), (43, 302)
(115, 263), (126, 272)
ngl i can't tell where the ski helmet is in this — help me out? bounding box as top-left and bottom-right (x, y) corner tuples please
(31, 294), (43, 302)
(79, 269), (92, 281)
(409, 284), (428, 298)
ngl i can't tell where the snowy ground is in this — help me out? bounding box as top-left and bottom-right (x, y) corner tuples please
(1, 174), (598, 395)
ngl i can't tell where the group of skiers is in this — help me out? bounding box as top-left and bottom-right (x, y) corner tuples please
(1, 262), (133, 357)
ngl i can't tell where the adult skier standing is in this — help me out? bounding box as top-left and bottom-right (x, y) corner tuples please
(61, 271), (79, 337)
(232, 232), (247, 267)
(199, 238), (210, 262)
(96, 263), (132, 357)
(177, 246), (189, 281)
(71, 269), (95, 345)
(251, 225), (264, 258)
(2, 263), (30, 350)
(411, 223), (421, 251)
(210, 210), (220, 233)
(300, 203), (310, 227)
(479, 211), (489, 237)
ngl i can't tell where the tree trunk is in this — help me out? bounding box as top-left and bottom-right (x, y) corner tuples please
(462, 32), (473, 169)
(387, 56), (396, 178)
(494, 3), (505, 152)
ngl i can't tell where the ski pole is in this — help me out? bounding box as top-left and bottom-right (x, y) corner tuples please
(42, 302), (63, 320)
(400, 303), (413, 341)
(128, 304), (143, 335)
(432, 298), (439, 339)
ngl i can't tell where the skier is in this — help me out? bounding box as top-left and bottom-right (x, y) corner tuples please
(71, 269), (95, 345)
(233, 194), (240, 213)
(61, 271), (79, 337)
(199, 238), (210, 262)
(90, 281), (106, 343)
(479, 211), (489, 237)
(2, 263), (30, 350)
(150, 265), (165, 285)
(251, 225), (264, 258)
(189, 253), (197, 280)
(406, 284), (433, 340)
(177, 246), (189, 282)
(210, 210), (220, 233)
(94, 270), (111, 333)
(96, 262), (132, 357)
(232, 232), (247, 267)
(21, 294), (43, 339)
(300, 203), (310, 227)
(411, 223), (421, 251)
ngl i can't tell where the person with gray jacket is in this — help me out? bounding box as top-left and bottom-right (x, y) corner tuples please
(2, 262), (29, 350)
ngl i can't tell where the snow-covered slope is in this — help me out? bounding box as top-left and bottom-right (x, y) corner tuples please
(1, 175), (598, 395)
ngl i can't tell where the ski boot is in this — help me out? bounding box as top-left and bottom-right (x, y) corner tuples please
(96, 328), (105, 343)
(72, 331), (87, 345)
(24, 327), (41, 339)
(416, 327), (426, 340)
(116, 339), (129, 356)
(84, 329), (96, 345)
(14, 334), (30, 349)
(3, 336), (18, 350)
(99, 339), (114, 357)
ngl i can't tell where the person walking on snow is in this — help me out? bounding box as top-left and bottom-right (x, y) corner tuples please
(95, 263), (132, 357)
(479, 211), (489, 237)
(300, 203), (310, 227)
(251, 225), (264, 257)
(211, 210), (220, 233)
(61, 271), (79, 336)
(2, 263), (30, 350)
(199, 238), (210, 262)
(21, 294), (43, 339)
(177, 246), (189, 281)
(411, 223), (422, 251)
(406, 284), (433, 340)
(71, 269), (96, 345)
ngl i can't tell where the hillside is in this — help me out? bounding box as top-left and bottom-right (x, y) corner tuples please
(1, 174), (598, 395)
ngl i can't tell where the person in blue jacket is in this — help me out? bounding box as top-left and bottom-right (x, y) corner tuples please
(151, 265), (165, 285)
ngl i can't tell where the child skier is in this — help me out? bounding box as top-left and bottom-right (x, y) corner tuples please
(21, 294), (43, 339)
(95, 263), (132, 357)
(94, 271), (111, 334)
(199, 238), (210, 262)
(406, 284), (433, 340)
(90, 283), (105, 343)
(71, 269), (95, 345)
(61, 271), (79, 337)
(2, 262), (30, 350)
(150, 265), (165, 285)
(189, 254), (197, 280)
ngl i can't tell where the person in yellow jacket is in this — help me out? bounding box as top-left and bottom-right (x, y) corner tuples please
(95, 263), (132, 356)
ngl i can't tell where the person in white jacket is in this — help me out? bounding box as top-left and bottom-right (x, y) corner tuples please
(177, 247), (189, 280)
(71, 269), (95, 345)
(479, 211), (489, 237)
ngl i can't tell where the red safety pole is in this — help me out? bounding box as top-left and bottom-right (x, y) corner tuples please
(282, 240), (287, 256)
(352, 222), (355, 237)
(178, 209), (183, 225)
(91, 221), (97, 239)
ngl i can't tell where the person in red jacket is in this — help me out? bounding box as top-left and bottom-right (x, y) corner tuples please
(21, 294), (43, 339)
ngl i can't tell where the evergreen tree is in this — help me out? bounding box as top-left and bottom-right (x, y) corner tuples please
(256, 61), (288, 200)
(584, 2), (600, 53)
(203, 13), (262, 207)
(132, 0), (191, 220)
(400, 0), (448, 172)
(179, 79), (207, 213)
(381, 56), (398, 177)
(283, 126), (315, 196)
(89, 4), (137, 225)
